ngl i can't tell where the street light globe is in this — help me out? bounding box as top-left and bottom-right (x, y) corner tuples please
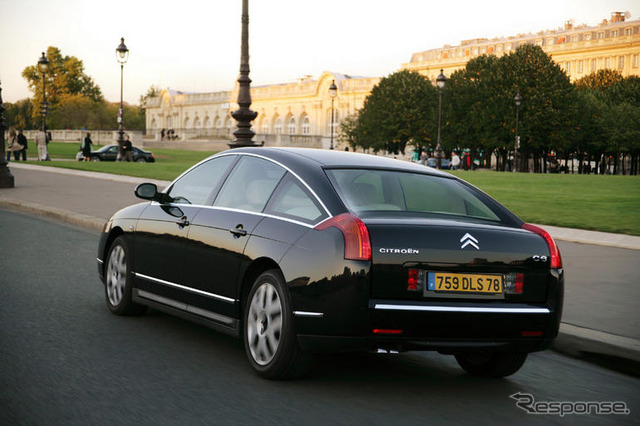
(514, 91), (523, 107)
(37, 52), (49, 73)
(329, 80), (338, 98)
(436, 69), (447, 89)
(116, 37), (129, 64)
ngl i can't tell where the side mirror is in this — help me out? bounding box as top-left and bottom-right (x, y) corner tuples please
(135, 182), (159, 200)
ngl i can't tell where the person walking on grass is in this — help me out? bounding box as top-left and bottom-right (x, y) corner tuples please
(81, 132), (93, 161)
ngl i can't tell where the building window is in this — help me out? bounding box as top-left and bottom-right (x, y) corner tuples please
(578, 60), (584, 73)
(572, 35), (579, 42)
(261, 118), (270, 134)
(274, 117), (282, 134)
(619, 56), (625, 69)
(301, 116), (310, 135)
(566, 62), (571, 73)
(598, 32), (604, 39)
(288, 117), (296, 135)
(585, 33), (592, 41)
(633, 54), (639, 68)
(497, 45), (503, 52)
(591, 59), (598, 71)
(612, 30), (619, 37)
(604, 57), (610, 68)
(626, 28), (633, 36)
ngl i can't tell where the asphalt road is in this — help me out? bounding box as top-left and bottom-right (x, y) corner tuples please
(1, 211), (638, 426)
(558, 241), (639, 340)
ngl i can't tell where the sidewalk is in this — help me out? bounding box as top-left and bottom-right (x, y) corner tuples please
(1, 162), (639, 377)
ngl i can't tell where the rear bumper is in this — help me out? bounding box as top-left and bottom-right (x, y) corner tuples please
(297, 299), (560, 354)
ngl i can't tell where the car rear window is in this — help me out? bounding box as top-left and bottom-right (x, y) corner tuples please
(326, 169), (501, 222)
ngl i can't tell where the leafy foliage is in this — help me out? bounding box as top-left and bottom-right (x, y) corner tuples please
(348, 70), (437, 154)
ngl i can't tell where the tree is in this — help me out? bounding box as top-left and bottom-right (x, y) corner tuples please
(22, 46), (104, 123)
(353, 70), (438, 155)
(574, 69), (623, 92)
(445, 45), (574, 172)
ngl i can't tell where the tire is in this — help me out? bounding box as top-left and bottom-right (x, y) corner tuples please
(104, 236), (147, 316)
(454, 351), (528, 378)
(92, 156), (101, 162)
(136, 157), (146, 163)
(243, 269), (309, 379)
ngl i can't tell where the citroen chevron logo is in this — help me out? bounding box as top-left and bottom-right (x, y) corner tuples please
(460, 233), (479, 250)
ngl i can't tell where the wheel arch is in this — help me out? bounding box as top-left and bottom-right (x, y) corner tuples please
(238, 257), (282, 314)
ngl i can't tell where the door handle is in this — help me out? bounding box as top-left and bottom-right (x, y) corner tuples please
(177, 216), (190, 228)
(230, 224), (247, 237)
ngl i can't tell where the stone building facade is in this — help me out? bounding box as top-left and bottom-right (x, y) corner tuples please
(144, 12), (639, 149)
(144, 72), (380, 149)
(403, 12), (640, 83)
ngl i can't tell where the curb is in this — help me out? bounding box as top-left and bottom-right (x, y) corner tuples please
(0, 198), (105, 232)
(553, 323), (640, 378)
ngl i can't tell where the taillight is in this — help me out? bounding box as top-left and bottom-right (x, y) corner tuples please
(315, 213), (372, 261)
(521, 223), (563, 269)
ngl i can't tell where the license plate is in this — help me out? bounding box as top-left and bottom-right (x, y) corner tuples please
(427, 272), (503, 294)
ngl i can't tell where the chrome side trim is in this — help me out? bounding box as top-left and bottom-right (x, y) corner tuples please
(293, 311), (324, 318)
(134, 272), (236, 304)
(374, 304), (550, 314)
(137, 290), (235, 325)
(157, 152), (333, 227)
(97, 257), (104, 264)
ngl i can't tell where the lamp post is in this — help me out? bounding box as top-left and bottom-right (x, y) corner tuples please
(0, 81), (15, 188)
(514, 91), (523, 173)
(38, 52), (49, 132)
(435, 69), (447, 169)
(229, 0), (259, 148)
(116, 38), (129, 158)
(329, 80), (337, 150)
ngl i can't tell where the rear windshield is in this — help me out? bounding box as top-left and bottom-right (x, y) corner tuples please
(326, 169), (502, 223)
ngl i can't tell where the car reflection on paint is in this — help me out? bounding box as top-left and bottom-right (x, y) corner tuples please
(77, 144), (155, 162)
(97, 147), (563, 379)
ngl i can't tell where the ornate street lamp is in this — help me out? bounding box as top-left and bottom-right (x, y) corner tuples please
(0, 81), (15, 188)
(514, 91), (523, 173)
(435, 69), (447, 169)
(38, 52), (49, 132)
(116, 38), (129, 157)
(329, 80), (337, 150)
(229, 0), (259, 148)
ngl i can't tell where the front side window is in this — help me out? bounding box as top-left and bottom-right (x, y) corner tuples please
(327, 169), (502, 223)
(214, 156), (286, 212)
(167, 155), (236, 205)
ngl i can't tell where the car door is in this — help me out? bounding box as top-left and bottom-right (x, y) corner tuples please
(183, 155), (287, 319)
(133, 155), (237, 301)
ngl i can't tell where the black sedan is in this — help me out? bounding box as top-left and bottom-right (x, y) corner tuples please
(97, 148), (563, 379)
(78, 144), (155, 162)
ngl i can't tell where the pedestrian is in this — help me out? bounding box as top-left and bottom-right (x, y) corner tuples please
(17, 129), (28, 161)
(122, 134), (133, 162)
(451, 151), (460, 170)
(35, 126), (49, 161)
(81, 132), (93, 161)
(160, 128), (166, 141)
(6, 127), (24, 161)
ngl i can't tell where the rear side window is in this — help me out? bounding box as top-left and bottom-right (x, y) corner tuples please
(327, 169), (501, 222)
(214, 156), (286, 212)
(265, 175), (326, 224)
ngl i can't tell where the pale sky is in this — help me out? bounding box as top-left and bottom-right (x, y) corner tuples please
(0, 0), (637, 105)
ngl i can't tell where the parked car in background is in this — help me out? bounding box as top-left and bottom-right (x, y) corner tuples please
(426, 157), (451, 169)
(97, 147), (563, 379)
(76, 144), (155, 162)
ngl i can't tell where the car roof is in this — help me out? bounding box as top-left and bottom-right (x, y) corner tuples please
(228, 147), (450, 177)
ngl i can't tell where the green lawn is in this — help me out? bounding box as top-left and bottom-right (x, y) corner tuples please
(451, 171), (640, 236)
(22, 143), (640, 236)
